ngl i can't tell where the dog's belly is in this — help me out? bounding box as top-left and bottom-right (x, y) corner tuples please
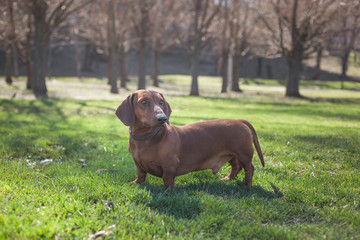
(195, 154), (233, 174)
(145, 165), (163, 178)
(175, 154), (233, 176)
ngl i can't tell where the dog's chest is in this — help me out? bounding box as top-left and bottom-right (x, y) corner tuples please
(129, 142), (163, 177)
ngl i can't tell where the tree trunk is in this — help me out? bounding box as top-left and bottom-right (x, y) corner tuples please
(256, 57), (262, 78)
(75, 45), (81, 79)
(285, 41), (304, 97)
(286, 61), (302, 97)
(83, 44), (93, 72)
(26, 59), (32, 89)
(107, 0), (118, 93)
(107, 52), (118, 93)
(32, 0), (48, 98)
(285, 54), (303, 97)
(119, 44), (127, 89)
(5, 47), (13, 85)
(47, 46), (52, 79)
(190, 1), (201, 97)
(354, 53), (358, 64)
(312, 47), (323, 80)
(266, 63), (272, 79)
(152, 48), (160, 87)
(138, 41), (146, 90)
(220, 50), (228, 93)
(190, 49), (200, 96)
(231, 54), (241, 92)
(13, 46), (19, 77)
(340, 51), (350, 89)
(227, 54), (233, 91)
(25, 5), (33, 90)
(137, 2), (148, 90)
(220, 0), (229, 93)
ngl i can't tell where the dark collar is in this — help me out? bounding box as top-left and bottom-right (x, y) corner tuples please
(129, 126), (162, 141)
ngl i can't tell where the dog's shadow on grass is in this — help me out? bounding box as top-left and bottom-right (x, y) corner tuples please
(142, 181), (283, 220)
(189, 181), (284, 200)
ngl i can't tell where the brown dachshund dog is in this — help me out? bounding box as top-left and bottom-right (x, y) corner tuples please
(116, 90), (265, 189)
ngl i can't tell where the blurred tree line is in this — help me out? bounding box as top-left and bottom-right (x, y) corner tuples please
(0, 0), (359, 98)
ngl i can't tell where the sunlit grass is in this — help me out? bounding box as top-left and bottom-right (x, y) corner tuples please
(0, 76), (359, 239)
(1, 73), (360, 100)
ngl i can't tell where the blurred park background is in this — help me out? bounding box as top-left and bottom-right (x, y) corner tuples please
(1, 1), (360, 239)
(0, 0), (360, 99)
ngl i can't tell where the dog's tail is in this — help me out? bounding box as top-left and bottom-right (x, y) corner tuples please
(240, 120), (265, 167)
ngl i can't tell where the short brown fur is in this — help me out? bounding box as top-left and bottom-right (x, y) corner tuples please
(116, 90), (265, 189)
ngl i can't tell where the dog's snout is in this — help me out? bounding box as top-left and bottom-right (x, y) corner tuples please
(156, 113), (167, 124)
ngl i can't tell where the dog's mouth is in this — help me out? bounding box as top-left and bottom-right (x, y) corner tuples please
(144, 121), (165, 127)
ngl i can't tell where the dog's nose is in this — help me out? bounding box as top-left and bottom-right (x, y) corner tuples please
(156, 113), (167, 124)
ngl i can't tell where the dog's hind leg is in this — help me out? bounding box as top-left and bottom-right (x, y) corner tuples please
(222, 158), (242, 181)
(243, 163), (255, 187)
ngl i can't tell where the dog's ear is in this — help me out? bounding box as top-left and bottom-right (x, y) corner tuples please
(160, 93), (172, 122)
(115, 94), (135, 126)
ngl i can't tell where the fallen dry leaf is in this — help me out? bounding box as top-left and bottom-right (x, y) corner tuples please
(105, 201), (114, 211)
(88, 230), (113, 240)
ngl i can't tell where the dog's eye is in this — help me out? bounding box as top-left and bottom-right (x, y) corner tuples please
(159, 100), (164, 106)
(140, 100), (147, 105)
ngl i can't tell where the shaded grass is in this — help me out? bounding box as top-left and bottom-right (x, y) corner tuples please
(0, 80), (360, 239)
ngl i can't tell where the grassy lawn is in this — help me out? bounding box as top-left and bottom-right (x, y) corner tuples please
(0, 76), (360, 239)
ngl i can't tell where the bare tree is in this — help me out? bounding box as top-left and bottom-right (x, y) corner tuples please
(129, 0), (153, 90)
(28, 0), (93, 98)
(1, 0), (13, 85)
(312, 45), (323, 80)
(327, 0), (360, 88)
(6, 0), (33, 89)
(258, 0), (339, 97)
(229, 0), (256, 92)
(116, 0), (132, 89)
(214, 0), (231, 93)
(79, 2), (108, 76)
(177, 0), (220, 96)
(107, 0), (118, 93)
(214, 0), (259, 93)
(79, 0), (131, 92)
(80, 1), (116, 90)
(1, 1), (34, 87)
(0, 4), (6, 49)
(148, 0), (179, 87)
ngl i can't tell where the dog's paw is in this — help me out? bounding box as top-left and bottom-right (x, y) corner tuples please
(129, 178), (145, 185)
(129, 180), (141, 185)
(221, 177), (231, 181)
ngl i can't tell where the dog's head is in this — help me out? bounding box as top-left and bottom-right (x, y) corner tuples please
(115, 90), (172, 127)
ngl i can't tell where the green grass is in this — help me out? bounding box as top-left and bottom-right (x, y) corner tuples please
(1, 76), (360, 239)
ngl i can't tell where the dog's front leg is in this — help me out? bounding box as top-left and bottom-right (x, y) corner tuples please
(162, 158), (179, 189)
(130, 160), (147, 185)
(162, 175), (175, 189)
